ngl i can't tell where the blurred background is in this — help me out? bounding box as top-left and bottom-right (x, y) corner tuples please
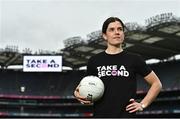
(0, 0), (180, 117)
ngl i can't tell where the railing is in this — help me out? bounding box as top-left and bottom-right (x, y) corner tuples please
(0, 94), (93, 117)
(0, 89), (180, 117)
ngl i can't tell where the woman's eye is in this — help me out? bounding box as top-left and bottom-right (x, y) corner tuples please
(109, 28), (114, 31)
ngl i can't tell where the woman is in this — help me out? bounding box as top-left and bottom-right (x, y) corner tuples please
(74, 17), (162, 118)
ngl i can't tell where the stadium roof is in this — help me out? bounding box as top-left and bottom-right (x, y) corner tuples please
(62, 18), (180, 69)
(0, 13), (180, 70)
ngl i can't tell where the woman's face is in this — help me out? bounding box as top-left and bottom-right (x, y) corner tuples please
(103, 21), (124, 47)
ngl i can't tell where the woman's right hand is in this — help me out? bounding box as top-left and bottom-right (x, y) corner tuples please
(74, 85), (92, 104)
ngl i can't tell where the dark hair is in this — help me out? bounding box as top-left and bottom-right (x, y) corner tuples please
(102, 17), (125, 34)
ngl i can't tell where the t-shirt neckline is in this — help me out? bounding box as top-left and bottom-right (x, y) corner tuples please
(104, 50), (125, 56)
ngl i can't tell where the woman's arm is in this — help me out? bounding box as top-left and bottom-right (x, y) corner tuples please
(126, 71), (162, 113)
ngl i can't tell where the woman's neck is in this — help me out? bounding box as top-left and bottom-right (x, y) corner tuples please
(105, 46), (123, 54)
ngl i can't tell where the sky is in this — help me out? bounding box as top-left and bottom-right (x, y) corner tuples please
(0, 0), (180, 53)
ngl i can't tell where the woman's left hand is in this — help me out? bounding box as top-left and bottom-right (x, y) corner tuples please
(126, 99), (144, 113)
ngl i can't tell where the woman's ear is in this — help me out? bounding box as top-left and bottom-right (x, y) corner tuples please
(102, 33), (107, 41)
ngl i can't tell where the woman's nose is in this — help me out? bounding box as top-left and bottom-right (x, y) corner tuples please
(115, 29), (120, 34)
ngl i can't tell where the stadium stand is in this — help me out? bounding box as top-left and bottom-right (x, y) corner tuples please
(0, 60), (180, 117)
(0, 70), (92, 117)
(136, 60), (180, 118)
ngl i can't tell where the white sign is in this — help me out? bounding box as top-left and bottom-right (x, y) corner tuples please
(23, 56), (62, 72)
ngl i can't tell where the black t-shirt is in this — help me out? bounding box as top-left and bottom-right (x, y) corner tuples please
(87, 51), (152, 118)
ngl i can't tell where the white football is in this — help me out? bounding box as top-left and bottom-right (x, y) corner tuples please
(79, 75), (105, 102)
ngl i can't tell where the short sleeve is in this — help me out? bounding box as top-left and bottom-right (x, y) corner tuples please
(134, 55), (152, 77)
